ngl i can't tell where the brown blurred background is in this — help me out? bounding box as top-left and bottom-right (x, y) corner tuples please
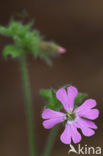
(0, 0), (103, 156)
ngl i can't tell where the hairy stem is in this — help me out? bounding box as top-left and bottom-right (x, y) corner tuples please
(20, 54), (36, 156)
(42, 125), (59, 156)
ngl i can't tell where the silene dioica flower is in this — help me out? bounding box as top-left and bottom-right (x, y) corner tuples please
(42, 86), (99, 144)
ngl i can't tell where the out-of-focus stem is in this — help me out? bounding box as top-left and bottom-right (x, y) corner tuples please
(42, 125), (59, 156)
(20, 54), (36, 156)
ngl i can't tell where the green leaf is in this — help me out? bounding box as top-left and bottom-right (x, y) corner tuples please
(3, 45), (23, 58)
(40, 89), (53, 100)
(40, 89), (63, 111)
(74, 93), (88, 109)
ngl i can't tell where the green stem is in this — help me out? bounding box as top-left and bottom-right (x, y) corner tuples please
(20, 54), (36, 156)
(42, 125), (59, 156)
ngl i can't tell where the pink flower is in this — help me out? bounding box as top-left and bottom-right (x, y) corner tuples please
(57, 46), (66, 53)
(42, 86), (99, 144)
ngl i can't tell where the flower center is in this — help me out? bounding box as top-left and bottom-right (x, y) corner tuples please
(66, 111), (76, 121)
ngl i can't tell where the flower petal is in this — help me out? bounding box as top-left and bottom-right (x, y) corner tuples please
(42, 117), (65, 129)
(75, 99), (99, 120)
(75, 99), (97, 113)
(67, 86), (78, 110)
(70, 124), (82, 144)
(56, 86), (78, 112)
(60, 123), (72, 144)
(76, 109), (99, 120)
(84, 120), (98, 129)
(75, 118), (96, 136)
(60, 123), (81, 144)
(56, 88), (70, 112)
(42, 109), (65, 119)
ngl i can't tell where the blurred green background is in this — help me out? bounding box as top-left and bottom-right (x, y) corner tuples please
(0, 0), (103, 156)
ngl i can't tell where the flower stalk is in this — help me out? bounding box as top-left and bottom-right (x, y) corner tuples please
(20, 54), (36, 156)
(42, 125), (59, 156)
(0, 19), (67, 156)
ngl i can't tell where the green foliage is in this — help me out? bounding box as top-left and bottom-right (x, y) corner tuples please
(74, 93), (88, 109)
(0, 20), (41, 56)
(40, 89), (63, 111)
(0, 19), (61, 63)
(41, 88), (88, 111)
(3, 44), (23, 58)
